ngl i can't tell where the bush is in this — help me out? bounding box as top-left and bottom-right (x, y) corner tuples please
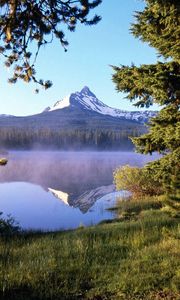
(0, 212), (20, 236)
(114, 165), (162, 198)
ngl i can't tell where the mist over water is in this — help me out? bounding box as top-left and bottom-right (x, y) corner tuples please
(0, 151), (159, 230)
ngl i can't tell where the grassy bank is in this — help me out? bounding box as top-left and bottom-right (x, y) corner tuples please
(0, 197), (180, 300)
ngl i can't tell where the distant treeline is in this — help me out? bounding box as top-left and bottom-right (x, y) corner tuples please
(0, 127), (145, 150)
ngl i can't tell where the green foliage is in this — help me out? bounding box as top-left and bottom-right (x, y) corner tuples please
(0, 205), (179, 299)
(121, 196), (163, 214)
(0, 0), (102, 90)
(112, 62), (180, 108)
(131, 0), (180, 62)
(114, 165), (162, 198)
(145, 151), (180, 216)
(133, 106), (180, 154)
(112, 0), (180, 203)
(145, 149), (180, 189)
(0, 212), (20, 236)
(108, 196), (164, 222)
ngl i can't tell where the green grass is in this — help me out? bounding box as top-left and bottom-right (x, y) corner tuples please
(0, 197), (180, 300)
(107, 196), (164, 221)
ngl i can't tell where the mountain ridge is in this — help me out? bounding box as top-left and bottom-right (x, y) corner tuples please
(43, 86), (157, 123)
(0, 87), (155, 149)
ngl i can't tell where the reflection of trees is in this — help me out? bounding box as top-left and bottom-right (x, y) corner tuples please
(0, 152), (114, 193)
(0, 152), (159, 196)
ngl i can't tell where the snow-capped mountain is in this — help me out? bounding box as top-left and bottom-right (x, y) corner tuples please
(44, 86), (157, 123)
(0, 86), (155, 150)
(0, 114), (12, 117)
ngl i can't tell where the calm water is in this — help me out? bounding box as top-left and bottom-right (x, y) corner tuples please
(0, 151), (159, 230)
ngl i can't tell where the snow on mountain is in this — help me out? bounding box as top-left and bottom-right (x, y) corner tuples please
(48, 188), (69, 206)
(0, 114), (12, 117)
(44, 86), (157, 123)
(49, 95), (71, 111)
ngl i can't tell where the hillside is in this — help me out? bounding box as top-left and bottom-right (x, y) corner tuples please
(0, 87), (156, 149)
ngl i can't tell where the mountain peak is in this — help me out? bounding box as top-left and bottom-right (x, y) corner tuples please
(81, 86), (91, 94)
(44, 87), (157, 123)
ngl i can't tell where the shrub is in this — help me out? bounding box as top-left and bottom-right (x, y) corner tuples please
(114, 165), (162, 198)
(0, 212), (20, 236)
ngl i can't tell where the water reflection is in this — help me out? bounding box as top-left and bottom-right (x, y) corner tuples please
(0, 182), (125, 230)
(0, 151), (159, 230)
(48, 185), (116, 213)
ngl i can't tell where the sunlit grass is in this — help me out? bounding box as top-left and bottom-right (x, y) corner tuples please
(0, 197), (179, 300)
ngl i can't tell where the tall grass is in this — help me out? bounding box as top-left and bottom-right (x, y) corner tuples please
(0, 199), (179, 300)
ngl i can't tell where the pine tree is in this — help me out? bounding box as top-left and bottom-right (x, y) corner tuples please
(112, 0), (180, 205)
(0, 0), (102, 90)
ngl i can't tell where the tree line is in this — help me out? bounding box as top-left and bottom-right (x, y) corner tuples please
(0, 127), (143, 150)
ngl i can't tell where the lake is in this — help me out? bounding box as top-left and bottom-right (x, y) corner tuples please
(0, 151), (159, 231)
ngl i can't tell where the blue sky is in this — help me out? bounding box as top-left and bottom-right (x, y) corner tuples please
(0, 0), (159, 116)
